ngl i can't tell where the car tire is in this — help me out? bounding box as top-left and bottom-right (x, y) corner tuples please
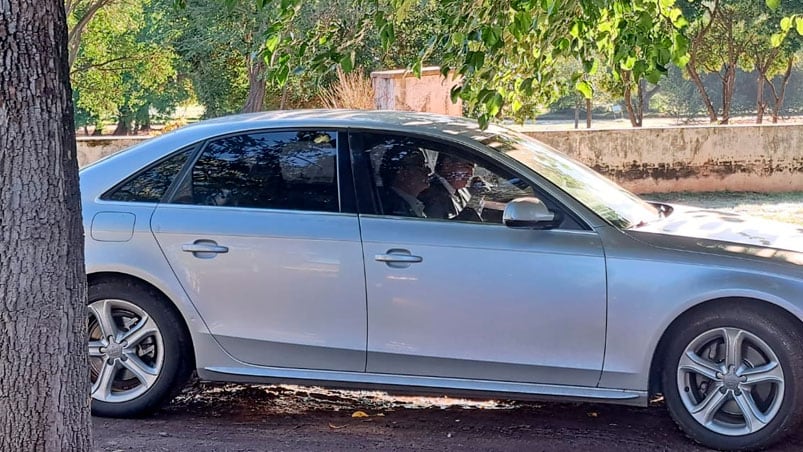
(662, 303), (803, 450)
(88, 279), (192, 417)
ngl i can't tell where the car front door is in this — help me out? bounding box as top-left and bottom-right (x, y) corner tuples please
(151, 129), (366, 372)
(352, 132), (607, 387)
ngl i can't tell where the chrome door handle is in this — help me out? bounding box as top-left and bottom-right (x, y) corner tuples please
(375, 249), (423, 265)
(182, 241), (229, 254)
(375, 254), (423, 263)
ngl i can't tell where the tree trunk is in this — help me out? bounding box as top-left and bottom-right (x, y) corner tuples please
(756, 73), (765, 125)
(720, 63), (736, 125)
(113, 106), (132, 135)
(585, 98), (592, 129)
(242, 55), (266, 113)
(767, 57), (794, 124)
(622, 71), (639, 127)
(686, 58), (719, 123)
(0, 1), (91, 451)
(574, 97), (580, 129)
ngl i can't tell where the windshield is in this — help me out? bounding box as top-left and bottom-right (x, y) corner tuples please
(478, 128), (659, 229)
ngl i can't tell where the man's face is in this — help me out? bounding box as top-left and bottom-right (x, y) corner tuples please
(398, 160), (430, 196)
(441, 159), (474, 189)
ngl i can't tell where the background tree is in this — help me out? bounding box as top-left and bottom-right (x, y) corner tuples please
(71, 0), (189, 134)
(0, 0), (91, 449)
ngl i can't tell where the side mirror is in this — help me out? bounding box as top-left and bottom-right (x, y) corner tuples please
(503, 197), (556, 229)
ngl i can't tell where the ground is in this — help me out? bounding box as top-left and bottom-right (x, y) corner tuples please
(92, 192), (803, 451)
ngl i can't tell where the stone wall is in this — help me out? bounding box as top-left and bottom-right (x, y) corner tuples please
(371, 67), (462, 116)
(77, 124), (803, 194)
(526, 124), (803, 193)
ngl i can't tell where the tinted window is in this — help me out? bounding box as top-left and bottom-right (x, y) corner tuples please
(103, 149), (192, 202)
(359, 133), (535, 224)
(171, 131), (338, 212)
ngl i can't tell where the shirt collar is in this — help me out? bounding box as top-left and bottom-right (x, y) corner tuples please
(435, 174), (457, 195)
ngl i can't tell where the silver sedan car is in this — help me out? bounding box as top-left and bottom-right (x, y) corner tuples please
(81, 110), (803, 450)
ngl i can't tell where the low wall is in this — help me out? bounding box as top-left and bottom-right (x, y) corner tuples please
(77, 124), (803, 194)
(526, 124), (803, 193)
(77, 137), (147, 168)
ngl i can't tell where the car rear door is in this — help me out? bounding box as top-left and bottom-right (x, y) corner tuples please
(151, 129), (367, 372)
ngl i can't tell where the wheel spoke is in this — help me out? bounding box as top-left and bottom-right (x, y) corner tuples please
(722, 328), (745, 369)
(690, 383), (729, 426)
(89, 300), (118, 340)
(120, 313), (158, 347)
(121, 353), (159, 389)
(734, 391), (770, 433)
(92, 360), (119, 401)
(740, 361), (784, 386)
(679, 350), (722, 380)
(88, 340), (105, 357)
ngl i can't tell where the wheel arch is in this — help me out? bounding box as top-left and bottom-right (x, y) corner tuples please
(87, 271), (197, 370)
(648, 297), (803, 397)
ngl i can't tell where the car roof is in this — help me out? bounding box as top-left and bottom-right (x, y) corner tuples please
(173, 110), (499, 143)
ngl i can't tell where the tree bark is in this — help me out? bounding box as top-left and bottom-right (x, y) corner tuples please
(756, 74), (765, 125)
(242, 55), (266, 113)
(766, 57), (794, 124)
(0, 1), (91, 451)
(113, 105), (132, 135)
(574, 97), (580, 129)
(585, 98), (592, 129)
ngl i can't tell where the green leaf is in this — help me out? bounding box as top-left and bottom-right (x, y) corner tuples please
(265, 34), (281, 53)
(766, 0), (781, 11)
(771, 33), (784, 48)
(339, 51), (354, 72)
(487, 92), (503, 117)
(797, 17), (803, 36)
(575, 80), (593, 99)
(781, 17), (793, 32)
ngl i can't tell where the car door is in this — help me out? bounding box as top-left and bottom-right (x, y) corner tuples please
(352, 131), (607, 387)
(151, 129), (366, 372)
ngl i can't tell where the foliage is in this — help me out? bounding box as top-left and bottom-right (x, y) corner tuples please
(70, 0), (190, 133)
(246, 0), (688, 128)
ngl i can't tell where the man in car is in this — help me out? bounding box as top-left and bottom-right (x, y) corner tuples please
(379, 145), (431, 217)
(419, 153), (481, 221)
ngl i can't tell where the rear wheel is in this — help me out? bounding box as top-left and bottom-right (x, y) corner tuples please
(662, 305), (803, 450)
(88, 280), (192, 417)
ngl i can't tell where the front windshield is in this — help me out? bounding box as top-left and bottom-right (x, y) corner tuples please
(478, 128), (659, 229)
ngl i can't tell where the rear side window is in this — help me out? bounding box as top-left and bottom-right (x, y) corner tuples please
(170, 130), (339, 212)
(102, 149), (192, 202)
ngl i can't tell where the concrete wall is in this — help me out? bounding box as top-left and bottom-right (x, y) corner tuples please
(526, 124), (803, 193)
(78, 124), (803, 194)
(77, 137), (147, 168)
(371, 67), (462, 116)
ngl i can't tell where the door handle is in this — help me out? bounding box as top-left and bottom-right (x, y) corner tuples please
(182, 240), (229, 255)
(375, 249), (423, 266)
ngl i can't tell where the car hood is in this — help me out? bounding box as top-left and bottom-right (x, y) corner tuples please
(634, 204), (803, 255)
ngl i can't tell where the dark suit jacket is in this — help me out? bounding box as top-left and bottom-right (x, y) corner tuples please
(380, 188), (421, 217)
(418, 178), (479, 221)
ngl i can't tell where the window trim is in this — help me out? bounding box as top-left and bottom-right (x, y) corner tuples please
(347, 129), (590, 231)
(163, 128), (344, 214)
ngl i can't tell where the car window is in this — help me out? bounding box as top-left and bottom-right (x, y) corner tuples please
(102, 148), (193, 203)
(358, 133), (536, 224)
(170, 130), (338, 212)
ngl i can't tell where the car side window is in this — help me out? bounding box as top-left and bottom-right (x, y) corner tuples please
(170, 130), (338, 212)
(102, 148), (193, 203)
(359, 133), (536, 224)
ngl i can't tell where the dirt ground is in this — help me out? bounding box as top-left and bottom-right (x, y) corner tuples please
(92, 382), (803, 452)
(92, 192), (803, 451)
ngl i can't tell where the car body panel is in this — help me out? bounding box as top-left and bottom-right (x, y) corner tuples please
(150, 204), (368, 372)
(359, 216), (607, 387)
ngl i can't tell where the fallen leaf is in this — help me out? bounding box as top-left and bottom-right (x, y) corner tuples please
(351, 410), (369, 418)
(328, 423), (347, 430)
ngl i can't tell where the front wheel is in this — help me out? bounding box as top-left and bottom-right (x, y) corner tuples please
(88, 280), (192, 417)
(662, 305), (803, 450)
